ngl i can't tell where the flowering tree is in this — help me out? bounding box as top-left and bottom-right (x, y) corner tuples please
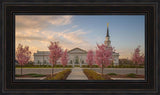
(95, 44), (113, 76)
(86, 50), (94, 69)
(48, 41), (62, 76)
(60, 49), (69, 69)
(16, 44), (31, 76)
(132, 46), (145, 74)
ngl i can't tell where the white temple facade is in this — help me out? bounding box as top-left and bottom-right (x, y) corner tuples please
(33, 23), (119, 67)
(33, 48), (88, 67)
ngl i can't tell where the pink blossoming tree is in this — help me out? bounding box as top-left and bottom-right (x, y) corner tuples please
(132, 46), (145, 74)
(16, 44), (31, 76)
(95, 44), (113, 76)
(60, 49), (69, 69)
(48, 41), (62, 76)
(86, 50), (94, 69)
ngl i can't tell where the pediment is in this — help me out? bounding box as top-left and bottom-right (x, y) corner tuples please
(68, 48), (87, 54)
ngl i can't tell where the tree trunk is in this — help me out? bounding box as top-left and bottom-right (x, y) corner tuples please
(52, 64), (54, 77)
(136, 67), (137, 75)
(101, 65), (104, 76)
(136, 64), (138, 75)
(21, 64), (22, 76)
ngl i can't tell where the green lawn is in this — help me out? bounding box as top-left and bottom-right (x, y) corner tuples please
(15, 73), (46, 77)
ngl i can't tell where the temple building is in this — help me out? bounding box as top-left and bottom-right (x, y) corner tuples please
(33, 23), (119, 67)
(104, 23), (119, 66)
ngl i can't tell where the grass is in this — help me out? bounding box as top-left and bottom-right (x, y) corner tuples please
(107, 73), (117, 76)
(15, 73), (46, 77)
(126, 73), (137, 78)
(24, 73), (46, 77)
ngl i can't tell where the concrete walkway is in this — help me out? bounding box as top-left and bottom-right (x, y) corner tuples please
(67, 67), (88, 80)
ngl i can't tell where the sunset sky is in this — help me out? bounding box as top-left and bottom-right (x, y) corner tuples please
(16, 15), (145, 59)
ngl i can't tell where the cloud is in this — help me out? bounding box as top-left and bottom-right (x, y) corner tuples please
(48, 16), (72, 25)
(16, 15), (73, 39)
(58, 29), (86, 44)
(72, 25), (78, 28)
(16, 15), (72, 26)
(16, 15), (95, 58)
(16, 36), (45, 41)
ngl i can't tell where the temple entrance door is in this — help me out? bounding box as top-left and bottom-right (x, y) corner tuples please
(74, 56), (79, 67)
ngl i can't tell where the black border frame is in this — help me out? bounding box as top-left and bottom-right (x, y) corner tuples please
(0, 0), (159, 95)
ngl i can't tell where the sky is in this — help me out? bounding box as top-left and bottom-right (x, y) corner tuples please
(15, 15), (145, 60)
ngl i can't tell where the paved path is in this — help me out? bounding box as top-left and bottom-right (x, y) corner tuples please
(67, 67), (88, 80)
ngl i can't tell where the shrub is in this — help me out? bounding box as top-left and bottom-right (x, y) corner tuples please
(106, 65), (144, 68)
(46, 69), (71, 80)
(83, 69), (105, 80)
(75, 65), (80, 67)
(127, 73), (137, 78)
(107, 65), (112, 68)
(92, 65), (99, 68)
(67, 65), (72, 67)
(15, 74), (22, 77)
(82, 65), (99, 68)
(108, 73), (117, 76)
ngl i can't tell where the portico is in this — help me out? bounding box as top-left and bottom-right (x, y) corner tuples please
(68, 48), (87, 67)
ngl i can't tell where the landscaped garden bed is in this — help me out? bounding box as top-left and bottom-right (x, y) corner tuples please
(83, 69), (110, 80)
(83, 69), (144, 80)
(45, 69), (71, 80)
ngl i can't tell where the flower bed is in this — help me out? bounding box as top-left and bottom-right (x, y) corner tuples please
(83, 69), (110, 80)
(45, 69), (71, 80)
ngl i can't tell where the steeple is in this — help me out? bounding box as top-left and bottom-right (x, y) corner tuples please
(104, 23), (111, 47)
(106, 23), (110, 37)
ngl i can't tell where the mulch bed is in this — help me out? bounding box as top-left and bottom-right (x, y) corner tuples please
(45, 70), (71, 80)
(102, 75), (112, 80)
(45, 74), (57, 79)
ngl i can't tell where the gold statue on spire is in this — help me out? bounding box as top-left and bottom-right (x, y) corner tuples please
(107, 23), (109, 27)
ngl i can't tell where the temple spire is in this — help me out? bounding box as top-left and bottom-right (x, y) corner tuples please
(106, 23), (109, 37)
(104, 23), (111, 47)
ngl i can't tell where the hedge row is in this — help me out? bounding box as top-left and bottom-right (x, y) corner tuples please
(46, 69), (71, 80)
(82, 65), (144, 68)
(16, 65), (73, 68)
(82, 65), (99, 68)
(83, 69), (105, 80)
(107, 65), (144, 68)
